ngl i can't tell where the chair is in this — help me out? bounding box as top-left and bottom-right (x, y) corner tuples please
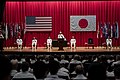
(87, 38), (94, 49)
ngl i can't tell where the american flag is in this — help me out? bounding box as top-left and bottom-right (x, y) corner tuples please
(25, 16), (52, 31)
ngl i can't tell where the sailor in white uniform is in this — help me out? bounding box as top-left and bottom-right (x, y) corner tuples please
(106, 36), (112, 49)
(58, 31), (66, 40)
(70, 36), (76, 49)
(16, 36), (23, 49)
(32, 37), (37, 49)
(47, 36), (52, 49)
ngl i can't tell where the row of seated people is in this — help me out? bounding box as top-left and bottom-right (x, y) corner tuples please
(16, 33), (112, 50)
(16, 31), (76, 50)
(1, 54), (120, 80)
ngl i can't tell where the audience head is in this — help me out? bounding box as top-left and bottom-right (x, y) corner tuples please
(21, 62), (29, 72)
(88, 63), (106, 80)
(75, 64), (84, 75)
(61, 55), (65, 60)
(116, 55), (120, 61)
(0, 54), (12, 80)
(73, 55), (80, 61)
(114, 64), (120, 79)
(11, 61), (18, 70)
(33, 61), (47, 79)
(49, 60), (60, 75)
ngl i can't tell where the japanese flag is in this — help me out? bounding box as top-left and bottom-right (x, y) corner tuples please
(70, 15), (96, 31)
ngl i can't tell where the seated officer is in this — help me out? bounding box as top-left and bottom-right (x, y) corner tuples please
(47, 36), (52, 49)
(32, 37), (37, 49)
(70, 36), (76, 49)
(106, 36), (112, 49)
(16, 36), (23, 49)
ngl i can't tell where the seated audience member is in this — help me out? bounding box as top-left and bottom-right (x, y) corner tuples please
(57, 64), (70, 80)
(106, 36), (112, 49)
(72, 65), (87, 80)
(114, 64), (120, 80)
(47, 36), (52, 49)
(16, 36), (23, 49)
(43, 55), (50, 64)
(0, 55), (12, 80)
(12, 62), (36, 80)
(88, 63), (106, 80)
(70, 55), (81, 64)
(32, 37), (37, 49)
(33, 61), (48, 80)
(68, 55), (82, 73)
(60, 55), (69, 64)
(112, 55), (120, 67)
(11, 60), (18, 78)
(45, 60), (65, 80)
(0, 54), (12, 80)
(58, 31), (66, 41)
(70, 36), (76, 49)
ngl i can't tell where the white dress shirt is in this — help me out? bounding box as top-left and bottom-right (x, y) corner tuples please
(16, 39), (23, 45)
(106, 38), (112, 46)
(70, 39), (76, 44)
(47, 39), (52, 46)
(32, 39), (37, 46)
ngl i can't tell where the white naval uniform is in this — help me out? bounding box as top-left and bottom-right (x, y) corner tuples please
(16, 39), (23, 49)
(58, 34), (66, 40)
(32, 39), (37, 49)
(106, 38), (112, 48)
(70, 38), (76, 49)
(47, 38), (52, 49)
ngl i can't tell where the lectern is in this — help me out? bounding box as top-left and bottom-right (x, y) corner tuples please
(58, 38), (64, 50)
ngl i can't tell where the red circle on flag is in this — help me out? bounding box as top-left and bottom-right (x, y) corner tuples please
(79, 19), (88, 28)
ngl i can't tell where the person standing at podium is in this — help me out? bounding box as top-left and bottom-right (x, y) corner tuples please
(58, 31), (66, 40)
(58, 31), (66, 50)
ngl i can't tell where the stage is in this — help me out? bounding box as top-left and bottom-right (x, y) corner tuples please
(2, 47), (120, 55)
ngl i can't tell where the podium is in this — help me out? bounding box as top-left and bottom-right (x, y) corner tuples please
(58, 38), (64, 50)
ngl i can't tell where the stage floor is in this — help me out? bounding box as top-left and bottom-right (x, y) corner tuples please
(3, 47), (120, 54)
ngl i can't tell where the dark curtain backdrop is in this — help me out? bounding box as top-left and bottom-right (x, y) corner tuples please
(3, 1), (120, 47)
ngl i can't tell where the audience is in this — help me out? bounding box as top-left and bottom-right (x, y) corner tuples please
(12, 62), (36, 80)
(33, 61), (48, 80)
(72, 64), (87, 80)
(11, 60), (18, 77)
(45, 60), (65, 80)
(88, 63), (106, 80)
(114, 64), (120, 80)
(0, 54), (12, 80)
(3, 54), (120, 80)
